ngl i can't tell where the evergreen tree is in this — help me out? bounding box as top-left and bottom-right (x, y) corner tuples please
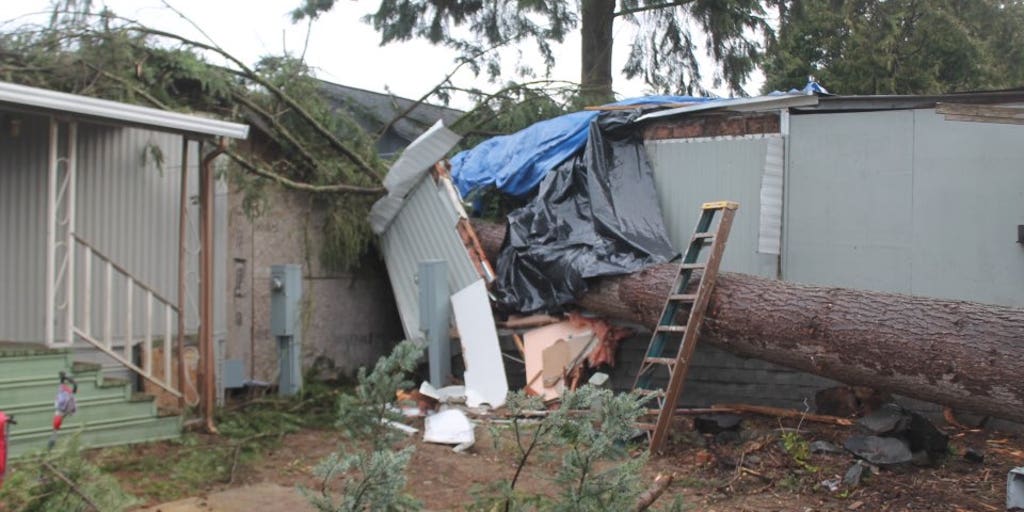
(762, 0), (1024, 94)
(292, 0), (773, 102)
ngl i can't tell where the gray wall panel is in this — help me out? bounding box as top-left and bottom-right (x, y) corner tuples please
(645, 137), (778, 278)
(909, 110), (1024, 306)
(785, 110), (915, 292)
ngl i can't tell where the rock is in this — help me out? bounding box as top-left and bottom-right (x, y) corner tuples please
(816, 386), (893, 417)
(963, 447), (985, 463)
(844, 435), (913, 465)
(820, 477), (841, 492)
(715, 430), (741, 445)
(694, 414), (742, 435)
(843, 461), (866, 488)
(810, 440), (844, 454)
(906, 411), (948, 456)
(910, 449), (935, 467)
(856, 403), (908, 435)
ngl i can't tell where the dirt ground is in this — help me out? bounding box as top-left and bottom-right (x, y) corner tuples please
(110, 412), (1021, 512)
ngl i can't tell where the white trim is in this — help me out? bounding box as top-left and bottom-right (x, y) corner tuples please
(645, 133), (783, 144)
(637, 94), (819, 122)
(0, 81), (249, 139)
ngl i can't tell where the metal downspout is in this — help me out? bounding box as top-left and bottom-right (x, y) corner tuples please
(177, 138), (190, 411)
(200, 137), (227, 433)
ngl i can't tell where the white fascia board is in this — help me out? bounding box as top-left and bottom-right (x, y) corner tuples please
(0, 81), (249, 139)
(637, 94), (820, 122)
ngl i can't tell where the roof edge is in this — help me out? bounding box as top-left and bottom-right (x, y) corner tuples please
(0, 81), (249, 139)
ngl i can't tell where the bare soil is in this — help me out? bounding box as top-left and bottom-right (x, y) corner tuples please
(112, 413), (1021, 511)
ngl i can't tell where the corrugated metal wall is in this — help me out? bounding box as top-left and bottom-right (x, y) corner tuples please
(0, 112), (228, 343)
(0, 114), (49, 341)
(380, 175), (481, 339)
(644, 136), (781, 278)
(786, 109), (1024, 307)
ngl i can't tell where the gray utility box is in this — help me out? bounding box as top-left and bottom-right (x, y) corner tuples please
(270, 264), (303, 396)
(270, 264), (302, 336)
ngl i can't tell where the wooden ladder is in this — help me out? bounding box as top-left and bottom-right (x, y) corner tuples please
(633, 201), (739, 453)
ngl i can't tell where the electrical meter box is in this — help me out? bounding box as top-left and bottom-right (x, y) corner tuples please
(270, 264), (302, 336)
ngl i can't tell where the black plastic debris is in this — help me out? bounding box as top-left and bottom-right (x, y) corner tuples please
(493, 110), (677, 313)
(844, 435), (913, 465)
(694, 414), (743, 435)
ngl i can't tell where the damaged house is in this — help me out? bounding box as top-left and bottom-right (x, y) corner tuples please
(372, 89), (1024, 432)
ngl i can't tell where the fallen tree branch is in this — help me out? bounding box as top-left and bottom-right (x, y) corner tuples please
(632, 472), (674, 512)
(128, 26), (383, 183)
(711, 404), (854, 426)
(41, 461), (101, 511)
(225, 149), (385, 195)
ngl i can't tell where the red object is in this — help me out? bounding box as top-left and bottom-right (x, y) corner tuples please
(0, 411), (10, 489)
(52, 414), (63, 430)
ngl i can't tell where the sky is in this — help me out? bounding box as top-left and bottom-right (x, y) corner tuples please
(0, 1), (762, 110)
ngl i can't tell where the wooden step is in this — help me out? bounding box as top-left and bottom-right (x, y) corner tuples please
(644, 357), (677, 366)
(656, 325), (687, 333)
(679, 263), (705, 270)
(668, 293), (697, 302)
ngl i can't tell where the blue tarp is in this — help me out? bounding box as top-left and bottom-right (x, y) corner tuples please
(450, 95), (712, 197)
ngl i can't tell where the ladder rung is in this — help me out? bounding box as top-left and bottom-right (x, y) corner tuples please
(668, 293), (697, 302)
(644, 357), (677, 366)
(692, 232), (715, 240)
(635, 389), (664, 398)
(680, 263), (705, 270)
(656, 325), (687, 333)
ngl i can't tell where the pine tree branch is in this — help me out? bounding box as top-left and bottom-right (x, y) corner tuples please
(225, 149), (385, 195)
(615, 0), (697, 17)
(128, 26), (383, 184)
(230, 92), (322, 172)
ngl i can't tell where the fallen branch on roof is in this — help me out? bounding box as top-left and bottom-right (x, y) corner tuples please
(472, 219), (1024, 425)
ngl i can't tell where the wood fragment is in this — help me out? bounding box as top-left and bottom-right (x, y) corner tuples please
(711, 403), (854, 426)
(512, 333), (527, 359)
(632, 472), (674, 512)
(499, 314), (563, 329)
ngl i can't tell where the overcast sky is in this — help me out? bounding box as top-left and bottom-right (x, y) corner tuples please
(0, 1), (761, 110)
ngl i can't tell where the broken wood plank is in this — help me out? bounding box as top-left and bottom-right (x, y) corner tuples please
(711, 403), (854, 426)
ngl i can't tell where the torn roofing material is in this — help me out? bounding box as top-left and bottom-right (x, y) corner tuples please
(369, 120), (463, 234)
(449, 95), (711, 198)
(370, 120), (495, 341)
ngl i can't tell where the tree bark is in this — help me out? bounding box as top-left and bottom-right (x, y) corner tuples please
(471, 220), (1024, 424)
(580, 0), (616, 103)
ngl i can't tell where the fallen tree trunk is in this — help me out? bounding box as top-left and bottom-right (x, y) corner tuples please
(472, 220), (1024, 424)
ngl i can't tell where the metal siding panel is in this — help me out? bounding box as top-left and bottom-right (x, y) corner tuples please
(381, 176), (480, 339)
(758, 137), (785, 254)
(645, 137), (778, 278)
(909, 110), (1024, 306)
(0, 113), (49, 341)
(785, 111), (915, 292)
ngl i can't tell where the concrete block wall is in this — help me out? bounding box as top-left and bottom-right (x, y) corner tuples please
(227, 185), (405, 384)
(609, 333), (840, 411)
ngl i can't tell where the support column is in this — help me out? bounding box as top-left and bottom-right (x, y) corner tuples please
(199, 139), (226, 432)
(177, 138), (190, 409)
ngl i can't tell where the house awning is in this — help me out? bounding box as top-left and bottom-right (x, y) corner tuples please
(0, 81), (249, 139)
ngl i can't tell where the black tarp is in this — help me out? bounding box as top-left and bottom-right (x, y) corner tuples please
(493, 111), (678, 313)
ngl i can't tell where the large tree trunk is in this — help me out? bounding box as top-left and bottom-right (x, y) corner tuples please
(580, 0), (616, 103)
(472, 220), (1024, 424)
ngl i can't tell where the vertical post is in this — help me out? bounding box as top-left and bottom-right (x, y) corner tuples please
(144, 291), (153, 374)
(199, 140), (225, 432)
(82, 249), (92, 335)
(418, 260), (450, 389)
(103, 262), (113, 349)
(124, 277), (133, 361)
(165, 305), (173, 389)
(45, 118), (58, 346)
(64, 122), (76, 346)
(177, 138), (189, 408)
